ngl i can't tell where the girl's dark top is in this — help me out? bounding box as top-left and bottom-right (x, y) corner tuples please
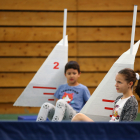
(114, 95), (138, 121)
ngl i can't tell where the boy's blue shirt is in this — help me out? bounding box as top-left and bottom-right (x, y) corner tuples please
(54, 83), (90, 112)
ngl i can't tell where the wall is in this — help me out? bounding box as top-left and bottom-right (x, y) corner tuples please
(0, 0), (140, 114)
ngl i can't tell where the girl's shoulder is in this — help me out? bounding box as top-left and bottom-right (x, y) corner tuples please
(126, 95), (138, 106)
(117, 95), (138, 107)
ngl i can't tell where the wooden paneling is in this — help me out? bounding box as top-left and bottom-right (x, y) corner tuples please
(1, 12), (140, 26)
(0, 88), (24, 103)
(77, 43), (140, 57)
(78, 12), (140, 26)
(0, 43), (77, 57)
(0, 0), (139, 11)
(1, 42), (140, 57)
(78, 0), (139, 11)
(1, 58), (140, 72)
(0, 73), (35, 87)
(0, 27), (76, 41)
(78, 27), (140, 41)
(0, 103), (40, 114)
(0, 0), (77, 10)
(0, 12), (77, 26)
(0, 27), (140, 41)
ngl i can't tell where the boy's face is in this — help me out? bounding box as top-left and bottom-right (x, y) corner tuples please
(65, 68), (80, 86)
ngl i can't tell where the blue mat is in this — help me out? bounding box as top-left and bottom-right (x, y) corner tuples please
(0, 121), (140, 140)
(18, 115), (37, 120)
(18, 115), (49, 121)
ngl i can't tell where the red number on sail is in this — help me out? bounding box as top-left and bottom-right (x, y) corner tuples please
(53, 62), (59, 69)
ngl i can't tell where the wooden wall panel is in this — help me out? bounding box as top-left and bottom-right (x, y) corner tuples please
(0, 27), (76, 41)
(78, 0), (140, 11)
(1, 12), (140, 26)
(1, 42), (140, 57)
(0, 103), (40, 114)
(0, 43), (77, 57)
(0, 0), (139, 11)
(77, 43), (140, 57)
(78, 27), (140, 41)
(0, 27), (140, 41)
(78, 12), (140, 26)
(0, 12), (77, 26)
(0, 73), (35, 87)
(0, 0), (77, 10)
(0, 88), (24, 103)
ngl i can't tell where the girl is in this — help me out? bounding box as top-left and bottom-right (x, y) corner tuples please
(72, 68), (140, 122)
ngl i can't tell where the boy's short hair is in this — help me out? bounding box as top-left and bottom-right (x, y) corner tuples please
(65, 61), (80, 74)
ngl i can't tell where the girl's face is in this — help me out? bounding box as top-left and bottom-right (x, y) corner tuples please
(115, 73), (132, 94)
(65, 68), (80, 86)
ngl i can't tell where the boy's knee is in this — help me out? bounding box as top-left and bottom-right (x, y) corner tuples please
(56, 99), (65, 108)
(42, 102), (51, 109)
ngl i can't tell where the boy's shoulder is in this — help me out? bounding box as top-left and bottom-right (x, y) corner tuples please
(77, 84), (89, 90)
(78, 83), (87, 88)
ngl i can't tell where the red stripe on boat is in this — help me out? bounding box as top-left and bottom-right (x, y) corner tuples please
(43, 93), (54, 95)
(33, 86), (56, 89)
(105, 107), (113, 110)
(102, 99), (115, 103)
(48, 99), (54, 101)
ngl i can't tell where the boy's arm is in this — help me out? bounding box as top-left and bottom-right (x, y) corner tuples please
(83, 87), (91, 102)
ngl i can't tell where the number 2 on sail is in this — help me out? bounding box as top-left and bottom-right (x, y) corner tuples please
(53, 62), (59, 69)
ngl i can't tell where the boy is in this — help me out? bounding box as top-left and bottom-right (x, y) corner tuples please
(36, 61), (90, 121)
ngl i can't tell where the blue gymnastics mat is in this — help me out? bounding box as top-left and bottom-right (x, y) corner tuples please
(18, 115), (49, 121)
(18, 115), (37, 120)
(0, 121), (140, 140)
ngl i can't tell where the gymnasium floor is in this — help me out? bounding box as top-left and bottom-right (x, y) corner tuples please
(0, 113), (140, 121)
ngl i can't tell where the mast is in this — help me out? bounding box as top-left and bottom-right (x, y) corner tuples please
(63, 9), (67, 47)
(130, 5), (137, 54)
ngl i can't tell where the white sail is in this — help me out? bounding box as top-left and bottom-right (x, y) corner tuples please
(14, 36), (68, 107)
(80, 5), (139, 122)
(14, 9), (68, 107)
(80, 40), (140, 121)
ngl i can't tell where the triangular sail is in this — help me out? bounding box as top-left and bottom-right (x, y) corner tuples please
(14, 36), (68, 107)
(14, 9), (68, 107)
(80, 40), (140, 121)
(80, 5), (139, 121)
